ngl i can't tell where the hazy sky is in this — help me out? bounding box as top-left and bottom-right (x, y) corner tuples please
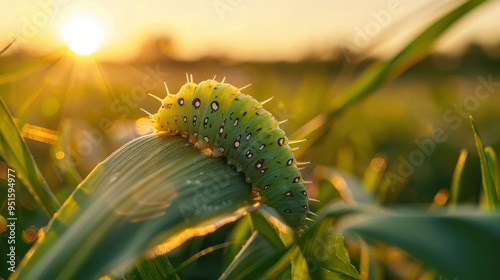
(1, 0), (500, 61)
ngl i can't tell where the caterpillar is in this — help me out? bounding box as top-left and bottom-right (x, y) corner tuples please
(145, 75), (312, 232)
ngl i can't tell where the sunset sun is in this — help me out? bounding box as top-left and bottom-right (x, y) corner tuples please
(60, 14), (104, 55)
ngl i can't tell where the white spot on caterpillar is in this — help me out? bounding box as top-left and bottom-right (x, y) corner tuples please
(245, 133), (252, 141)
(286, 159), (293, 166)
(178, 98), (185, 106)
(234, 135), (241, 147)
(278, 138), (285, 146)
(233, 118), (239, 127)
(259, 144), (265, 150)
(211, 101), (219, 112)
(193, 98), (201, 108)
(293, 176), (300, 183)
(203, 136), (209, 143)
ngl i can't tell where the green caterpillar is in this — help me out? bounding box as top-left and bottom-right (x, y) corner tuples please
(146, 75), (312, 231)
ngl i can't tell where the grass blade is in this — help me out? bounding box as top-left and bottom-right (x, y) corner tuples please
(469, 116), (499, 208)
(13, 133), (254, 279)
(484, 146), (499, 201)
(450, 149), (468, 209)
(219, 232), (284, 280)
(0, 98), (60, 216)
(293, 0), (489, 144)
(0, 39), (16, 56)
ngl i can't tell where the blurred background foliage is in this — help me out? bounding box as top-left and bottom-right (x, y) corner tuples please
(2, 43), (499, 206)
(1, 0), (500, 279)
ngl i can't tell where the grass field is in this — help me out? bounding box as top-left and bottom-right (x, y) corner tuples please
(1, 1), (500, 279)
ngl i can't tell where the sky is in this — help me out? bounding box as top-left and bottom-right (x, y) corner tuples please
(1, 0), (500, 61)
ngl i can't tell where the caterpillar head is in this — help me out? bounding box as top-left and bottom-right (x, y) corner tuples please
(153, 82), (196, 134)
(152, 94), (178, 134)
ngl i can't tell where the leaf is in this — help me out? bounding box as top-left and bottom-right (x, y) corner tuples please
(131, 255), (180, 280)
(0, 98), (60, 216)
(219, 232), (285, 280)
(222, 218), (253, 271)
(484, 146), (499, 201)
(450, 149), (468, 208)
(220, 208), (310, 280)
(469, 116), (499, 208)
(13, 133), (255, 279)
(300, 215), (361, 280)
(324, 203), (500, 279)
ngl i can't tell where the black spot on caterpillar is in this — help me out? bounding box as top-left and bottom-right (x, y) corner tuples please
(149, 76), (310, 232)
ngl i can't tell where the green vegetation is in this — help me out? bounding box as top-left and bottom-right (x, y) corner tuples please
(1, 0), (500, 279)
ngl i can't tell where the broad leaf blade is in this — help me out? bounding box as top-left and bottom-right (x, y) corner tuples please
(14, 133), (254, 279)
(0, 98), (60, 216)
(342, 210), (500, 279)
(323, 203), (500, 279)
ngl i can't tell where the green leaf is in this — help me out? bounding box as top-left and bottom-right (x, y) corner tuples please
(134, 258), (166, 280)
(322, 202), (500, 279)
(219, 232), (285, 280)
(469, 116), (499, 208)
(301, 216), (361, 280)
(13, 133), (254, 279)
(221, 208), (308, 280)
(131, 255), (180, 280)
(484, 146), (499, 201)
(222, 218), (253, 271)
(0, 98), (60, 216)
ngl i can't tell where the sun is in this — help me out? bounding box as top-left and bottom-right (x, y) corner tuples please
(60, 14), (104, 55)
